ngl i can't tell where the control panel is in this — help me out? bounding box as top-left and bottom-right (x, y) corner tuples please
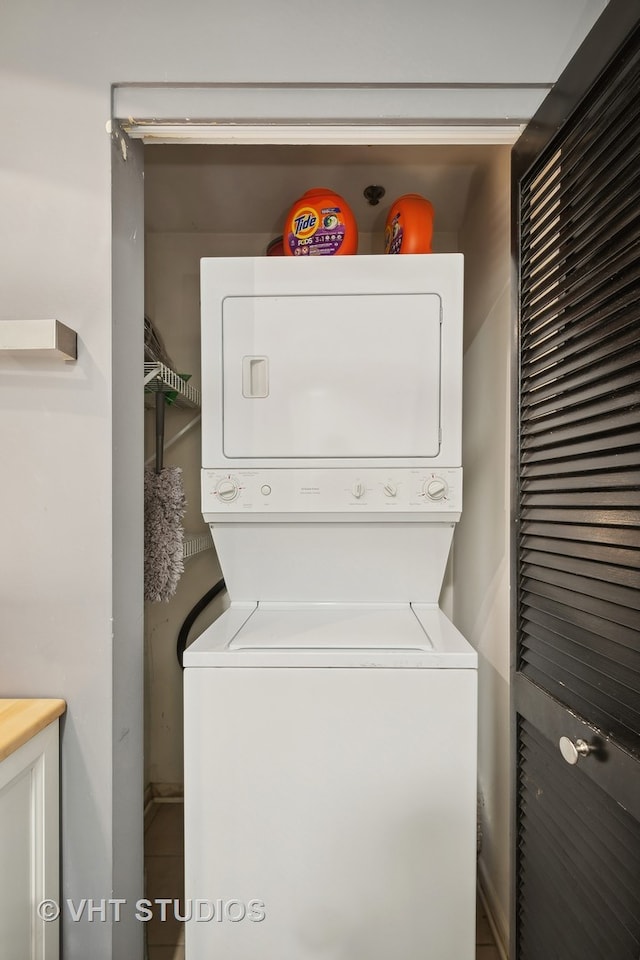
(202, 468), (462, 516)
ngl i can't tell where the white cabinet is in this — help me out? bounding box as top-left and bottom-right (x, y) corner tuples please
(0, 702), (64, 960)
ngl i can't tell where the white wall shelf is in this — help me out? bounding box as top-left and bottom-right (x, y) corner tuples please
(144, 361), (200, 408)
(0, 319), (77, 361)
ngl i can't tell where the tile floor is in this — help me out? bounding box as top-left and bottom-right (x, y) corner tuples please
(145, 800), (502, 960)
(145, 802), (185, 960)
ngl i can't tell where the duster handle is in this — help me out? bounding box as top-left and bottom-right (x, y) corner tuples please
(155, 391), (165, 474)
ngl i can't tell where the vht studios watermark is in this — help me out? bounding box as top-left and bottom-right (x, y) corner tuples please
(37, 898), (266, 923)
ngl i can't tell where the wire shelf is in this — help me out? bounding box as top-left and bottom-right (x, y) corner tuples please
(144, 362), (200, 408)
(183, 533), (212, 561)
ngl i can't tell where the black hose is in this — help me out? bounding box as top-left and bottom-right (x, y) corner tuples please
(176, 578), (226, 669)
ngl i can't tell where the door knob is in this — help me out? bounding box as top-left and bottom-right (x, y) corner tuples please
(559, 736), (594, 765)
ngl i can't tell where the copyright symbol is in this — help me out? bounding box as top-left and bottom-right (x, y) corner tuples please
(38, 899), (60, 922)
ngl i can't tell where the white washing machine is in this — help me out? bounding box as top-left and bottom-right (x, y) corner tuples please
(184, 255), (477, 959)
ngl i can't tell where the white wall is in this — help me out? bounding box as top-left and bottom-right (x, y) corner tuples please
(0, 2), (607, 957)
(454, 146), (512, 948)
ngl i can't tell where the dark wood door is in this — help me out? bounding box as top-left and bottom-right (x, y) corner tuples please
(512, 3), (640, 957)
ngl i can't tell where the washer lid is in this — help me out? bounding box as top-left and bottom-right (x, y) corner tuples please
(184, 602), (477, 668)
(229, 603), (431, 652)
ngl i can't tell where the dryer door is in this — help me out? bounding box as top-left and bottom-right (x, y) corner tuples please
(221, 291), (441, 459)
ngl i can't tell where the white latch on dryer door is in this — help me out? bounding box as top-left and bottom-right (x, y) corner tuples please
(242, 356), (269, 398)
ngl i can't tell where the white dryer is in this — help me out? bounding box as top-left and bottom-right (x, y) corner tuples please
(184, 255), (477, 960)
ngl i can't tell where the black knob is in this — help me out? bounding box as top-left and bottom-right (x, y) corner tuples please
(363, 185), (386, 206)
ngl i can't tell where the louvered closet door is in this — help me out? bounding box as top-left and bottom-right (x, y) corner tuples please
(512, 5), (640, 959)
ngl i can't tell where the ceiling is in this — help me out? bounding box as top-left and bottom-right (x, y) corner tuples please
(143, 143), (505, 237)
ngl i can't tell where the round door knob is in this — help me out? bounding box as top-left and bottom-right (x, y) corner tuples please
(383, 482), (397, 498)
(352, 481), (366, 499)
(216, 478), (239, 502)
(559, 736), (594, 765)
(424, 477), (448, 501)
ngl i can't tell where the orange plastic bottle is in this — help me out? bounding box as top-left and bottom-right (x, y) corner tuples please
(283, 188), (358, 256)
(266, 236), (285, 256)
(384, 194), (434, 254)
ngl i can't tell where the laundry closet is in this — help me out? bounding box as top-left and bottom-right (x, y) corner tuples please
(143, 140), (513, 938)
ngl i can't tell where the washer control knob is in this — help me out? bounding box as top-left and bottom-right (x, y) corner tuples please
(424, 477), (448, 501)
(383, 482), (397, 498)
(216, 478), (239, 502)
(352, 481), (366, 500)
(260, 484), (272, 496)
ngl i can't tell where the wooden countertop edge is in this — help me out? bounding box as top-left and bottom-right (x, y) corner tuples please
(0, 699), (66, 762)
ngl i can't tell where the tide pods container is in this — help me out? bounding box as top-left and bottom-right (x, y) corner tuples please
(284, 187), (358, 256)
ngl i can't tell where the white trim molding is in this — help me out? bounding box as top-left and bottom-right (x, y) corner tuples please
(112, 83), (537, 145)
(123, 122), (523, 146)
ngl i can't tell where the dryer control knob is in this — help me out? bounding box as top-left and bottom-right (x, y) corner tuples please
(216, 478), (239, 502)
(424, 477), (448, 501)
(383, 482), (397, 498)
(352, 481), (366, 500)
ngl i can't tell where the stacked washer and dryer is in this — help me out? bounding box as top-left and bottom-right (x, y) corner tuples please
(184, 254), (478, 959)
